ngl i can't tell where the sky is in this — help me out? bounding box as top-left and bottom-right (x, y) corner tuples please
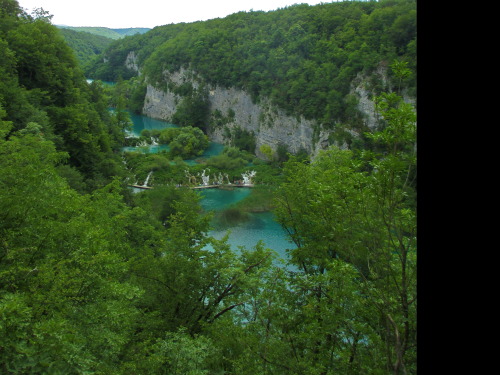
(17, 0), (332, 29)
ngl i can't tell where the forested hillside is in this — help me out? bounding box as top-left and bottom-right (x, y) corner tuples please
(58, 28), (114, 67)
(1, 0), (417, 373)
(87, 0), (416, 129)
(57, 26), (151, 68)
(0, 1), (129, 192)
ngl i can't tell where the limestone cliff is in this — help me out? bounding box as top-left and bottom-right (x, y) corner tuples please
(125, 51), (141, 75)
(142, 67), (387, 158)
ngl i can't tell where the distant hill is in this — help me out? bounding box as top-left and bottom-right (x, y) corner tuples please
(57, 26), (151, 40)
(113, 28), (152, 37)
(58, 28), (114, 67)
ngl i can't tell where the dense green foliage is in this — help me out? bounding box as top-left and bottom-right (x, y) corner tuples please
(159, 126), (209, 158)
(171, 87), (210, 131)
(1, 1), (416, 373)
(58, 28), (113, 67)
(0, 0), (130, 191)
(122, 151), (189, 186)
(269, 76), (417, 373)
(206, 146), (255, 171)
(87, 0), (416, 131)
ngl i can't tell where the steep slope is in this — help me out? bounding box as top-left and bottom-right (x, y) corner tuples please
(1, 2), (128, 191)
(58, 28), (113, 67)
(87, 0), (416, 157)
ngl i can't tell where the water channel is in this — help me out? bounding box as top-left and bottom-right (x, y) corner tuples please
(123, 110), (294, 265)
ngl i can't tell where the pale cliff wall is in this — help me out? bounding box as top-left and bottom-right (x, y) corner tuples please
(125, 51), (141, 75)
(142, 67), (386, 158)
(206, 85), (329, 158)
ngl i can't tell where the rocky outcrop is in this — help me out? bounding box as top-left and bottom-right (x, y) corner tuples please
(207, 85), (326, 158)
(353, 82), (380, 131)
(141, 67), (397, 158)
(125, 51), (141, 75)
(351, 65), (415, 131)
(142, 68), (332, 158)
(143, 84), (178, 120)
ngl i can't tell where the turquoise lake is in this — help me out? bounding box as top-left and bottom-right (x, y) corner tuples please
(198, 188), (294, 266)
(127, 111), (177, 137)
(125, 110), (295, 265)
(122, 110), (225, 162)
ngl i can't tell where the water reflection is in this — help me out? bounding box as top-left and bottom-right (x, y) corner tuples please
(198, 188), (294, 267)
(127, 111), (177, 137)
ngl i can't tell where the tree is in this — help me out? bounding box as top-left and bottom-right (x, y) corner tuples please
(259, 144), (274, 162)
(133, 328), (217, 375)
(164, 126), (209, 159)
(0, 128), (143, 373)
(271, 63), (417, 374)
(362, 66), (417, 374)
(1, 2), (128, 191)
(130, 194), (274, 329)
(171, 89), (210, 131)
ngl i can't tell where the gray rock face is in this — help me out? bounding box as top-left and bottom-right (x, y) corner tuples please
(353, 83), (380, 131)
(143, 84), (178, 121)
(141, 67), (391, 158)
(350, 67), (415, 132)
(125, 51), (141, 75)
(207, 85), (323, 158)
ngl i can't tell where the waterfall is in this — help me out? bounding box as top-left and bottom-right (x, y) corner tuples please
(241, 170), (256, 185)
(143, 171), (153, 187)
(200, 169), (210, 186)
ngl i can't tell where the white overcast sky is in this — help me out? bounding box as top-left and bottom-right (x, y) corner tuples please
(17, 1), (333, 29)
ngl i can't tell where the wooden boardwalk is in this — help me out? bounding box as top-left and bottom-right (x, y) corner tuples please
(129, 184), (254, 190)
(129, 185), (153, 190)
(191, 184), (254, 189)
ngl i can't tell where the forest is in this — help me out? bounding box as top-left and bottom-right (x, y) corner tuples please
(86, 0), (416, 132)
(57, 28), (114, 68)
(1, 0), (417, 374)
(57, 27), (152, 68)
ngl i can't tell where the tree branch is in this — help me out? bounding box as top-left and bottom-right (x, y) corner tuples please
(209, 301), (245, 323)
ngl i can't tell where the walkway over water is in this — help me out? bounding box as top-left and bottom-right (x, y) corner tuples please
(192, 184), (254, 189)
(129, 184), (254, 190)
